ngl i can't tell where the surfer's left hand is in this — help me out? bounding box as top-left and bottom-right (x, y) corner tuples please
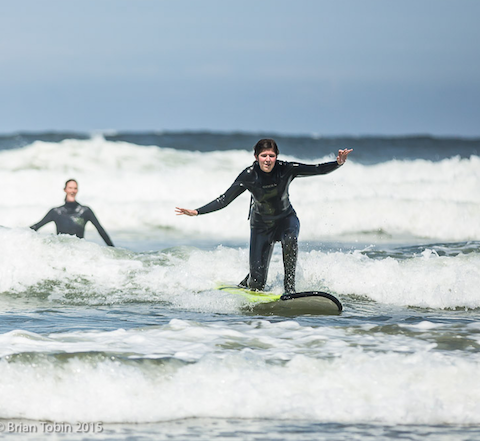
(337, 149), (353, 165)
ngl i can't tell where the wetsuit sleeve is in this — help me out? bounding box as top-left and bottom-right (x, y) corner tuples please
(85, 209), (115, 247)
(196, 176), (248, 215)
(30, 209), (55, 231)
(291, 161), (342, 177)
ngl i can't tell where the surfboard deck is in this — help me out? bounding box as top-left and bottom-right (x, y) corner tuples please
(217, 284), (342, 316)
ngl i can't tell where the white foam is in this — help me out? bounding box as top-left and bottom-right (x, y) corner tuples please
(0, 321), (479, 425)
(300, 248), (480, 309)
(1, 228), (479, 310)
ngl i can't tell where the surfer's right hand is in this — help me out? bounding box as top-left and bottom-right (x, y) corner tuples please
(175, 207), (198, 216)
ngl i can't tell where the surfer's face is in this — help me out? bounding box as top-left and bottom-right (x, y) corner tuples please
(64, 181), (78, 201)
(256, 150), (277, 173)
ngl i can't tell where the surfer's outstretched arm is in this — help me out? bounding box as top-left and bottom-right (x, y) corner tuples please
(176, 173), (248, 217)
(289, 148), (353, 178)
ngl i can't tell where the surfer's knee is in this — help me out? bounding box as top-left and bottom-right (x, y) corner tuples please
(282, 228), (298, 246)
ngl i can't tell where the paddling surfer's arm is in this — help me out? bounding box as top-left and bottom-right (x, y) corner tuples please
(176, 171), (248, 217)
(30, 209), (56, 230)
(85, 208), (115, 246)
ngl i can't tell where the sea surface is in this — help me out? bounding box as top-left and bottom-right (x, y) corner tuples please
(0, 131), (479, 440)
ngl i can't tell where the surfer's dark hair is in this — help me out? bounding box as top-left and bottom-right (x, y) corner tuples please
(64, 179), (78, 189)
(254, 139), (279, 157)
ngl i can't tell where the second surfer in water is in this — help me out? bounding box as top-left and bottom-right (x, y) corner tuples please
(176, 139), (352, 293)
(30, 179), (114, 247)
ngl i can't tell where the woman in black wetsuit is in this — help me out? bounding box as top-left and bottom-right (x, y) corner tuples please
(30, 179), (114, 247)
(176, 139), (352, 293)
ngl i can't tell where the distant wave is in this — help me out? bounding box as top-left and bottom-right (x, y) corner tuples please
(1, 130), (479, 163)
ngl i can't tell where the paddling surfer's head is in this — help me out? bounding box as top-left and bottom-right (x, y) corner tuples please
(64, 179), (78, 202)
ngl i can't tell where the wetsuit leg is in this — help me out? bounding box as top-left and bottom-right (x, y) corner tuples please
(242, 225), (276, 291)
(278, 213), (300, 293)
(239, 214), (299, 292)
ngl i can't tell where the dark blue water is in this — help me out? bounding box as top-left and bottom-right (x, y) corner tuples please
(1, 131), (479, 164)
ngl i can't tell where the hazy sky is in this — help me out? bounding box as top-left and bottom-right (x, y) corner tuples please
(1, 0), (479, 136)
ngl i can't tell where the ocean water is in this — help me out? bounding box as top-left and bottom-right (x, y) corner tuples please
(0, 132), (480, 440)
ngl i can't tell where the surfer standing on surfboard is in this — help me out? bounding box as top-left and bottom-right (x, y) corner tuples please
(176, 139), (352, 293)
(30, 179), (115, 246)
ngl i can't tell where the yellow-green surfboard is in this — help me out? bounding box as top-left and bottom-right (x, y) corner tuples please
(217, 284), (342, 315)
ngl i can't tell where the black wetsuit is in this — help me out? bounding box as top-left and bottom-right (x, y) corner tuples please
(30, 201), (114, 246)
(196, 160), (341, 292)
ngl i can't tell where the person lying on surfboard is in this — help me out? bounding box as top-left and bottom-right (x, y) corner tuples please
(30, 179), (115, 246)
(176, 138), (352, 294)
